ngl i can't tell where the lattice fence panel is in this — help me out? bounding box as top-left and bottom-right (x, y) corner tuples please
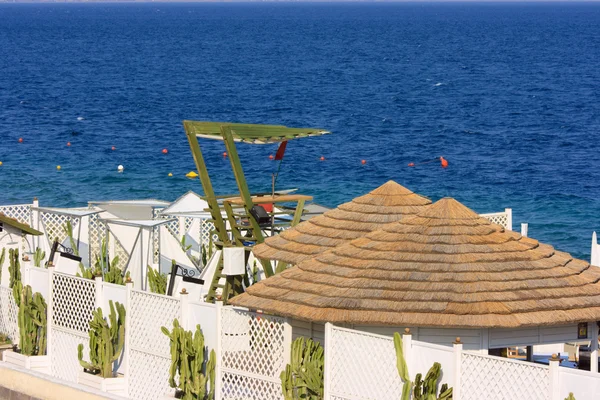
(201, 220), (217, 250)
(51, 329), (89, 383)
(41, 212), (79, 247)
(113, 236), (130, 272)
(328, 326), (402, 400)
(0, 204), (31, 225)
(89, 213), (105, 267)
(128, 290), (181, 400)
(461, 351), (550, 400)
(184, 217), (193, 233)
(52, 272), (96, 332)
(480, 212), (509, 230)
(220, 308), (288, 400)
(0, 285), (19, 342)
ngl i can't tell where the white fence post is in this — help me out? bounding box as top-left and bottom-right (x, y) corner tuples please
(215, 303), (222, 400)
(521, 223), (529, 238)
(548, 354), (560, 400)
(95, 275), (103, 311)
(453, 337), (463, 400)
(323, 322), (333, 400)
(180, 288), (189, 330)
(590, 321), (598, 374)
(32, 197), (39, 250)
(402, 328), (413, 371)
(282, 318), (292, 366)
(124, 279), (133, 394)
(505, 208), (513, 231)
(46, 265), (54, 365)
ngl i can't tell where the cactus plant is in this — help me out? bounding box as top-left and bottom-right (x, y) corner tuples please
(63, 220), (80, 256)
(78, 301), (126, 378)
(161, 319), (216, 400)
(393, 332), (453, 400)
(33, 247), (46, 268)
(147, 265), (167, 294)
(565, 394), (576, 400)
(280, 337), (324, 400)
(12, 281), (47, 356)
(8, 248), (21, 289)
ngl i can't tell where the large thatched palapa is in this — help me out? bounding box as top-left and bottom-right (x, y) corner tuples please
(253, 180), (431, 265)
(232, 197), (600, 329)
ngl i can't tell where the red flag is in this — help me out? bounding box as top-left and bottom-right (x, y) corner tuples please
(275, 140), (288, 161)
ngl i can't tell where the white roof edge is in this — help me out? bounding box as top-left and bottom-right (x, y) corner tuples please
(101, 218), (174, 228)
(32, 207), (101, 217)
(88, 199), (171, 207)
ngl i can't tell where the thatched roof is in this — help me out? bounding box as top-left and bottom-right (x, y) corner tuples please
(253, 181), (432, 265)
(0, 213), (42, 236)
(232, 198), (600, 328)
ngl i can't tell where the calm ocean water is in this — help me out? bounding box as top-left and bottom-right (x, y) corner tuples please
(0, 2), (599, 259)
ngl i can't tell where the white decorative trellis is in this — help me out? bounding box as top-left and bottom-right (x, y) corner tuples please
(480, 208), (512, 231)
(128, 290), (181, 400)
(0, 204), (31, 225)
(41, 211), (79, 247)
(113, 236), (130, 272)
(89, 212), (106, 268)
(326, 325), (403, 400)
(50, 272), (96, 383)
(461, 351), (550, 400)
(219, 307), (290, 400)
(0, 285), (19, 343)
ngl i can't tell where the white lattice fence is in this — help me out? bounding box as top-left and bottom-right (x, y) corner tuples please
(89, 213), (106, 267)
(480, 208), (512, 231)
(327, 325), (402, 400)
(41, 211), (79, 247)
(460, 351), (550, 400)
(113, 236), (130, 272)
(50, 272), (96, 383)
(128, 290), (181, 400)
(201, 220), (217, 251)
(220, 307), (290, 400)
(0, 204), (31, 225)
(0, 285), (19, 342)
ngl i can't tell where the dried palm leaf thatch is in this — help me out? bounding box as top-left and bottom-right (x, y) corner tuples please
(253, 181), (431, 265)
(232, 197), (600, 328)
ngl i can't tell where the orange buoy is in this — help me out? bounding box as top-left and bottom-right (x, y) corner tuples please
(320, 156), (325, 161)
(18, 138), (23, 143)
(440, 157), (449, 168)
(67, 142), (71, 147)
(408, 162), (415, 167)
(223, 152), (228, 157)
(111, 146), (116, 151)
(162, 148), (168, 154)
(269, 154), (274, 160)
(361, 159), (366, 165)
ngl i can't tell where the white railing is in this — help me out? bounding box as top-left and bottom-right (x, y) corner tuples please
(480, 208), (513, 231)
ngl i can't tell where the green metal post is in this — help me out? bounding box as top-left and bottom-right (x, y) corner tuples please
(291, 199), (306, 227)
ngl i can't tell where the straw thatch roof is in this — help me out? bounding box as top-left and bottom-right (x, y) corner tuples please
(232, 198), (600, 328)
(253, 181), (431, 265)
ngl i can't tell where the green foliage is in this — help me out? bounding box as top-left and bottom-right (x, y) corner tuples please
(12, 281), (47, 356)
(161, 320), (216, 400)
(33, 247), (46, 268)
(181, 236), (192, 253)
(77, 239), (127, 284)
(565, 394), (576, 400)
(280, 337), (324, 400)
(0, 247), (5, 284)
(148, 265), (167, 295)
(0, 332), (10, 345)
(201, 245), (208, 267)
(78, 301), (126, 378)
(63, 221), (80, 256)
(8, 248), (21, 289)
(393, 332), (453, 400)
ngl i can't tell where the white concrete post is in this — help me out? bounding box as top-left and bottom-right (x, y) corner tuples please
(95, 275), (104, 311)
(521, 223), (529, 238)
(323, 322), (333, 400)
(32, 197), (39, 250)
(124, 279), (133, 391)
(505, 208), (513, 231)
(214, 303), (223, 400)
(548, 354), (561, 400)
(590, 321), (598, 373)
(46, 265), (55, 363)
(592, 232), (599, 267)
(282, 318), (292, 367)
(402, 328), (413, 371)
(453, 338), (463, 400)
(180, 288), (190, 330)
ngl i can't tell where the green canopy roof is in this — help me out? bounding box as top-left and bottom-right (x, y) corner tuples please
(0, 213), (42, 236)
(183, 121), (331, 144)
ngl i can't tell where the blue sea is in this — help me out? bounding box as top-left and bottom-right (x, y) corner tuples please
(0, 2), (599, 259)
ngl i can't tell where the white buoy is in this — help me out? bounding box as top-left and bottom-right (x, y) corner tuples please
(77, 116), (85, 121)
(118, 165), (124, 173)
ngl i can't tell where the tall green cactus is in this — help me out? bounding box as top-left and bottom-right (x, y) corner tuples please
(8, 248), (21, 289)
(565, 394), (576, 400)
(12, 281), (47, 356)
(78, 301), (126, 378)
(148, 265), (167, 294)
(280, 337), (324, 400)
(161, 319), (216, 400)
(33, 247), (46, 268)
(63, 220), (80, 256)
(393, 332), (453, 400)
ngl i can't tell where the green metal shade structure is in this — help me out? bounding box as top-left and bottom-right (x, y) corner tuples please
(183, 121), (331, 302)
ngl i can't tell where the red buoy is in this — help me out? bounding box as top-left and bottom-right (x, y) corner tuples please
(408, 162), (415, 167)
(18, 138), (23, 143)
(162, 148), (168, 154)
(67, 142), (71, 147)
(111, 146), (116, 151)
(440, 157), (449, 168)
(361, 160), (366, 165)
(320, 156), (325, 161)
(269, 154), (274, 160)
(223, 152), (228, 157)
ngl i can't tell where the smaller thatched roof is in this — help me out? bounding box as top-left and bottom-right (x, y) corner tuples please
(0, 213), (42, 236)
(232, 198), (600, 329)
(253, 181), (431, 265)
